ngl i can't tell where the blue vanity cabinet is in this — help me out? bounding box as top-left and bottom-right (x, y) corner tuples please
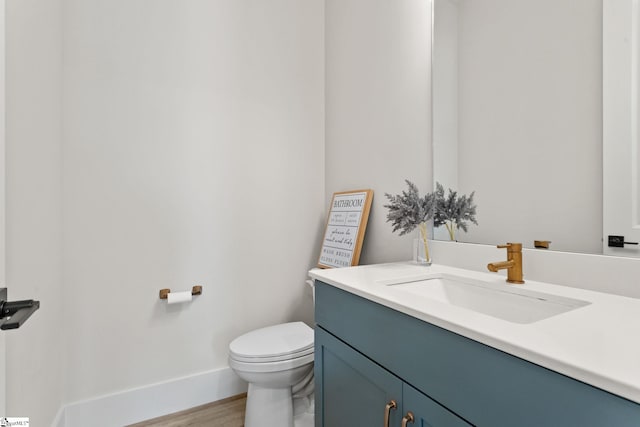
(315, 326), (471, 427)
(315, 327), (402, 427)
(314, 281), (640, 427)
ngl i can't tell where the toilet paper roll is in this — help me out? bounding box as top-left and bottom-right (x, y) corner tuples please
(167, 291), (192, 304)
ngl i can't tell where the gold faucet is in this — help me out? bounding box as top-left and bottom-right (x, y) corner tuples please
(487, 243), (524, 284)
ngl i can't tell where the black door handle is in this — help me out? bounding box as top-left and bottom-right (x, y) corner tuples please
(1, 300), (40, 330)
(0, 288), (40, 330)
(608, 235), (640, 248)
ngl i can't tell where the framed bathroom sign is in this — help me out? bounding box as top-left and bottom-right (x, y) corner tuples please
(318, 189), (373, 268)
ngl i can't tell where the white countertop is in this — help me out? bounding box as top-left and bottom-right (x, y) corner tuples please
(309, 262), (640, 404)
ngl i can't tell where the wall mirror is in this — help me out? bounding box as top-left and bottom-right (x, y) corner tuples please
(432, 0), (640, 257)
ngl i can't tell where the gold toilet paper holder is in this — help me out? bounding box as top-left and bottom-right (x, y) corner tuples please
(159, 285), (203, 300)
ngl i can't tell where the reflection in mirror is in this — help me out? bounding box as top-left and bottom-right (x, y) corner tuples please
(602, 0), (640, 258)
(432, 0), (603, 254)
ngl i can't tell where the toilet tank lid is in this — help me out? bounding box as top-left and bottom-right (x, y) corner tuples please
(229, 321), (314, 358)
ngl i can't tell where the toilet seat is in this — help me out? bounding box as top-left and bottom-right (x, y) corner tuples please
(229, 351), (314, 373)
(230, 345), (314, 363)
(229, 322), (314, 363)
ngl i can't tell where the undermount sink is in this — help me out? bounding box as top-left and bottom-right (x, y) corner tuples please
(378, 273), (590, 324)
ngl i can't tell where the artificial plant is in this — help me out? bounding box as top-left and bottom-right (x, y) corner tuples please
(384, 180), (435, 262)
(433, 182), (478, 241)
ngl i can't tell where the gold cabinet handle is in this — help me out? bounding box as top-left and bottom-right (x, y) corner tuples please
(383, 400), (397, 427)
(401, 411), (415, 427)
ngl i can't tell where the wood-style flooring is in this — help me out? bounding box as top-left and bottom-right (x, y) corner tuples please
(127, 394), (246, 427)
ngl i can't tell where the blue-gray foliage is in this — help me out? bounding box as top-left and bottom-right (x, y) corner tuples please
(384, 180), (435, 236)
(433, 182), (478, 232)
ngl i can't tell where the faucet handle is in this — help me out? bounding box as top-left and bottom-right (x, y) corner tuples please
(497, 243), (522, 252)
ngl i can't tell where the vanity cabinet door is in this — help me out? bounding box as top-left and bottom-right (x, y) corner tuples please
(402, 383), (471, 427)
(315, 327), (402, 427)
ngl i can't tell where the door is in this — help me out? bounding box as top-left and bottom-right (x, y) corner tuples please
(402, 383), (471, 427)
(315, 327), (402, 427)
(603, 0), (640, 256)
(0, 0), (6, 414)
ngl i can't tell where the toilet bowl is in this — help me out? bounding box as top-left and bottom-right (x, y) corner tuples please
(229, 321), (314, 427)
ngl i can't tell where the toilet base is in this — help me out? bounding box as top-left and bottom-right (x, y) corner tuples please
(293, 395), (315, 427)
(244, 384), (314, 427)
(245, 384), (292, 427)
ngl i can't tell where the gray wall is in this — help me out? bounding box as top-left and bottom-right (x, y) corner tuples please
(6, 0), (324, 421)
(325, 0), (432, 264)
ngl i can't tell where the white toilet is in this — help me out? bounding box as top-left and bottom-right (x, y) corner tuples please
(229, 321), (315, 427)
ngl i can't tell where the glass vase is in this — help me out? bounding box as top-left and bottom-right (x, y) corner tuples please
(413, 236), (432, 266)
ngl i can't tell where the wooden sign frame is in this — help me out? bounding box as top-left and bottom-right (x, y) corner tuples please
(318, 189), (374, 268)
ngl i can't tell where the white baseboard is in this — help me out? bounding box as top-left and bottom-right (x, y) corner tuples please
(55, 367), (247, 427)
